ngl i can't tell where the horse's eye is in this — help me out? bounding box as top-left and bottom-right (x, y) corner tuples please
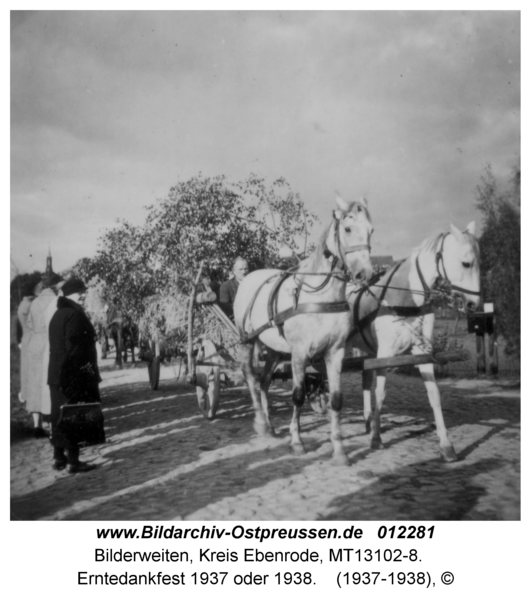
(462, 261), (471, 269)
(345, 227), (351, 233)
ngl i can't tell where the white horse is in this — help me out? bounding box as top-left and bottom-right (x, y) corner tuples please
(347, 222), (480, 461)
(234, 196), (374, 465)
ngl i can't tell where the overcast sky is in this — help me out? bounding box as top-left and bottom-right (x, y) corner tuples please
(10, 10), (520, 276)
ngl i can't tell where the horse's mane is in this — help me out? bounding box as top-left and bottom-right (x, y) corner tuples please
(463, 231), (480, 260)
(414, 229), (480, 261)
(302, 222), (333, 273)
(415, 232), (444, 257)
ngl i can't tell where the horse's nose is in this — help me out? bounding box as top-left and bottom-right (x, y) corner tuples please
(354, 268), (369, 284)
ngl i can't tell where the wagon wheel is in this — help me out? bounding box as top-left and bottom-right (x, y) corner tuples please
(307, 372), (329, 415)
(149, 356), (161, 390)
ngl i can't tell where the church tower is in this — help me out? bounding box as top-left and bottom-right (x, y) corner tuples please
(45, 247), (53, 277)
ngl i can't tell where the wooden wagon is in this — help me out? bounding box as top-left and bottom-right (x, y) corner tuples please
(142, 261), (470, 420)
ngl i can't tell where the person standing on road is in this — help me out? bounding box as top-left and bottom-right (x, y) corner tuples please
(219, 257), (249, 321)
(48, 278), (103, 473)
(26, 273), (64, 437)
(17, 280), (43, 405)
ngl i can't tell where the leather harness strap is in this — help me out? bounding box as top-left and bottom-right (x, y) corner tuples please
(241, 268), (352, 343)
(240, 214), (364, 343)
(435, 233), (481, 297)
(349, 229), (480, 353)
(350, 259), (433, 354)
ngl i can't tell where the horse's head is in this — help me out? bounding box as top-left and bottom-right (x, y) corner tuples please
(326, 195), (374, 285)
(438, 221), (481, 313)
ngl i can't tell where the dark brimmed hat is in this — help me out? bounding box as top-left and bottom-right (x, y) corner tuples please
(62, 278), (87, 297)
(42, 272), (64, 289)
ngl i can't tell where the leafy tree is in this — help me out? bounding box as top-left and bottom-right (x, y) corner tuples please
(476, 163), (520, 357)
(143, 173), (315, 285)
(92, 173), (316, 337)
(64, 257), (98, 283)
(90, 221), (158, 322)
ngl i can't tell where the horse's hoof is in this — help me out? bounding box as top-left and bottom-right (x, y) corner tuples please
(254, 421), (274, 437)
(207, 411), (217, 420)
(370, 438), (384, 450)
(440, 445), (458, 462)
(365, 422), (372, 434)
(290, 443), (306, 456)
(332, 453), (350, 467)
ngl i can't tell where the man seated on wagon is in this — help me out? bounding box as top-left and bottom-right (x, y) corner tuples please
(218, 257), (249, 321)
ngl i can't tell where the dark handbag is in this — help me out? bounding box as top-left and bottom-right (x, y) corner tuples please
(57, 402), (106, 447)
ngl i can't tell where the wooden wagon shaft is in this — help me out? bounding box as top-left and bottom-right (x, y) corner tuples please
(363, 349), (471, 370)
(271, 349), (471, 378)
(186, 261), (205, 385)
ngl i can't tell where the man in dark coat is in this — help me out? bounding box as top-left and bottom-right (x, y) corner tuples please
(219, 257), (249, 320)
(48, 278), (102, 473)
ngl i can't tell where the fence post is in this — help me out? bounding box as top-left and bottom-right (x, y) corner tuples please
(489, 323), (499, 376)
(476, 333), (486, 375)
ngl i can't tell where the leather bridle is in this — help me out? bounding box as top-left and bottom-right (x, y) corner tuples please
(417, 232), (481, 299)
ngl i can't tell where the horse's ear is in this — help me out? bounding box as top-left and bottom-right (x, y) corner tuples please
(359, 195), (368, 208)
(450, 223), (464, 241)
(335, 193), (351, 212)
(333, 209), (345, 221)
(464, 221), (476, 236)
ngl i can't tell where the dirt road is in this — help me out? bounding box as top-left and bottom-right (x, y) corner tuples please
(10, 358), (520, 521)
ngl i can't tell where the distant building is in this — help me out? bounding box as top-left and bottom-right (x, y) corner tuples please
(44, 248), (53, 277)
(371, 255), (394, 271)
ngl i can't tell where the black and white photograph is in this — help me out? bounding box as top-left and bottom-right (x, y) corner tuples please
(10, 8), (520, 531)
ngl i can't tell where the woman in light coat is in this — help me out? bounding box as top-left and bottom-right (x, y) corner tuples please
(26, 273), (64, 436)
(17, 281), (42, 404)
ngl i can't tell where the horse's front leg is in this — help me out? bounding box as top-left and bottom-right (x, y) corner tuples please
(418, 363), (458, 462)
(362, 369), (374, 433)
(289, 352), (308, 456)
(241, 342), (274, 437)
(325, 345), (350, 465)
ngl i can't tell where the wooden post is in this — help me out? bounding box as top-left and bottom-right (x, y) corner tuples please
(187, 261), (205, 385)
(489, 324), (499, 376)
(476, 333), (486, 375)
